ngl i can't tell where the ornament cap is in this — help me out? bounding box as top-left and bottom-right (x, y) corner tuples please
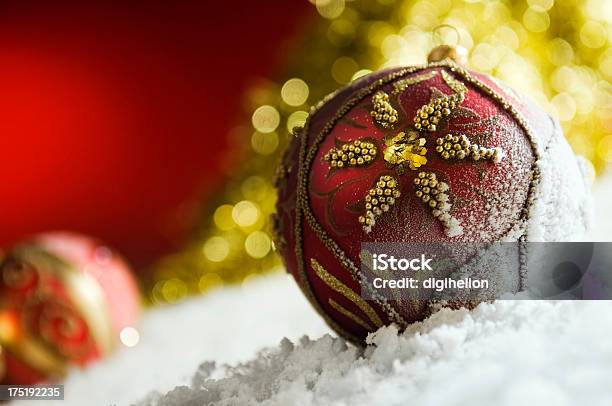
(427, 45), (467, 65)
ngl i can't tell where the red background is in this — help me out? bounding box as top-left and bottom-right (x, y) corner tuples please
(0, 1), (312, 270)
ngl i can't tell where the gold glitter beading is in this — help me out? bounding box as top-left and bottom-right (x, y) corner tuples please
(370, 91), (398, 129)
(413, 70), (467, 132)
(359, 175), (401, 234)
(435, 134), (504, 163)
(392, 71), (439, 94)
(324, 139), (377, 169)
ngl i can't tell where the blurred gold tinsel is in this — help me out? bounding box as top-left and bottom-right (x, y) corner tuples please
(147, 0), (611, 304)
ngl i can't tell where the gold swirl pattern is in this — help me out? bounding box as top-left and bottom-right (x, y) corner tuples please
(392, 70), (439, 94)
(441, 70), (468, 95)
(0, 245), (115, 378)
(328, 299), (374, 331)
(27, 297), (96, 360)
(2, 259), (38, 292)
(310, 258), (383, 328)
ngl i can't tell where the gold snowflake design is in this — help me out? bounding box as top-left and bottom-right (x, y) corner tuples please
(383, 131), (427, 171)
(325, 69), (505, 236)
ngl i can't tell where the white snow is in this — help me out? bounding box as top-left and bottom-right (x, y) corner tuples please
(12, 172), (612, 406)
(141, 301), (612, 406)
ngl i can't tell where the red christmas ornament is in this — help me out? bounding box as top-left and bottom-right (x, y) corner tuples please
(274, 50), (591, 343)
(0, 232), (141, 384)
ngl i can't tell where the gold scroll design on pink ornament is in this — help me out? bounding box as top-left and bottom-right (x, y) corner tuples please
(0, 248), (115, 379)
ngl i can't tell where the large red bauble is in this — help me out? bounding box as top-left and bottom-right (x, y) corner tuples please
(0, 232), (141, 384)
(274, 61), (590, 343)
(0, 1), (311, 268)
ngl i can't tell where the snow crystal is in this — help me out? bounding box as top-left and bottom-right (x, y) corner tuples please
(140, 301), (612, 406)
(525, 112), (592, 242)
(445, 217), (463, 237)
